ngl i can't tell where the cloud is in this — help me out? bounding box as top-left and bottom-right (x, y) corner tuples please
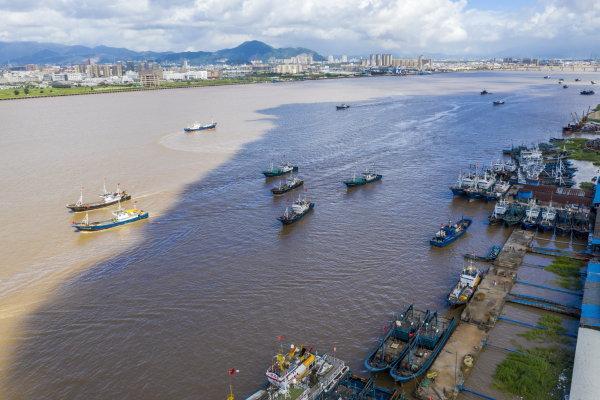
(0, 0), (598, 57)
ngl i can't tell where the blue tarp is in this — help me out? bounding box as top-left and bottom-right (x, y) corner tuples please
(582, 262), (600, 329)
(593, 183), (600, 205)
(516, 190), (533, 200)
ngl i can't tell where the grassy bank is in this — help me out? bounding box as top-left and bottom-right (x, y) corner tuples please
(494, 313), (574, 400)
(0, 74), (356, 101)
(562, 138), (600, 166)
(545, 256), (585, 290)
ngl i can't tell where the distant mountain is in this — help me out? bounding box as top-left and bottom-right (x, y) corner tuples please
(0, 40), (323, 65)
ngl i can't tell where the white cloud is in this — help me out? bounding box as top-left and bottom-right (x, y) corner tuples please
(0, 0), (598, 56)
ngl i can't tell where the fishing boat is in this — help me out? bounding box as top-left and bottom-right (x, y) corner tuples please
(430, 218), (472, 247)
(183, 121), (217, 132)
(555, 208), (572, 236)
(572, 208), (590, 239)
(278, 197), (314, 225)
(563, 85), (569, 89)
(263, 162), (299, 177)
(489, 199), (509, 224)
(343, 169), (383, 187)
(592, 81), (597, 85)
(464, 245), (501, 262)
(332, 374), (407, 400)
(503, 202), (526, 227)
(544, 75), (551, 79)
(72, 205), (148, 231)
(448, 263), (482, 306)
(364, 305), (428, 372)
(336, 104), (350, 110)
(246, 344), (349, 400)
(480, 89), (490, 95)
(389, 313), (457, 383)
(493, 100), (505, 106)
(483, 180), (510, 201)
(271, 176), (304, 195)
(66, 182), (131, 212)
(575, 78), (581, 82)
(521, 199), (541, 230)
(538, 203), (557, 232)
(580, 90), (595, 95)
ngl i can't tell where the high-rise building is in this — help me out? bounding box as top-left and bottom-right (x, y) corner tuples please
(341, 55), (348, 63)
(327, 55), (334, 63)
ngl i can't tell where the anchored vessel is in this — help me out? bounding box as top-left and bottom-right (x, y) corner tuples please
(580, 90), (595, 95)
(364, 305), (428, 373)
(246, 344), (349, 400)
(448, 263), (482, 306)
(389, 312), (457, 383)
(263, 162), (299, 177)
(488, 198), (509, 224)
(331, 374), (406, 400)
(572, 208), (590, 239)
(278, 198), (314, 225)
(336, 104), (350, 110)
(66, 182), (131, 212)
(430, 218), (472, 247)
(184, 121), (217, 132)
(493, 100), (505, 105)
(72, 206), (148, 231)
(343, 169), (383, 187)
(480, 89), (489, 95)
(271, 176), (304, 195)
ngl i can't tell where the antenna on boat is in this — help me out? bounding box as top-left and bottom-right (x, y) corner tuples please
(103, 178), (108, 195)
(83, 212), (89, 225)
(76, 186), (84, 206)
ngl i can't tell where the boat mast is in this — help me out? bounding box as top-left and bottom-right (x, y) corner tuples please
(76, 186), (84, 206)
(103, 178), (108, 195)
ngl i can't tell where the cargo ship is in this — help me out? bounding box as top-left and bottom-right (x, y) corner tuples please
(430, 218), (472, 247)
(389, 313), (457, 383)
(66, 183), (131, 212)
(72, 206), (148, 231)
(245, 344), (349, 400)
(364, 304), (427, 372)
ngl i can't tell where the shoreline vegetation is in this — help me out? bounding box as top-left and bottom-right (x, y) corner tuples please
(0, 73), (358, 101)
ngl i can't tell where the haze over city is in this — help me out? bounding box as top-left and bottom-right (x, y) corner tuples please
(0, 0), (599, 57)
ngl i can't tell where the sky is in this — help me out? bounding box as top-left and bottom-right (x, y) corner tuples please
(0, 0), (598, 58)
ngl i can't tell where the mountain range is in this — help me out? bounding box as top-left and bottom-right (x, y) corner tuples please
(0, 40), (323, 65)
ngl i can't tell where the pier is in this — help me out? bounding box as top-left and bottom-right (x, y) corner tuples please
(417, 229), (533, 399)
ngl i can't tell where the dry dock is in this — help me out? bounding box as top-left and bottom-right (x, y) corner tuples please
(417, 229), (534, 400)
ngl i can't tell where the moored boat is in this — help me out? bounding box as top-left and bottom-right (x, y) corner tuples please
(489, 198), (509, 225)
(364, 305), (428, 373)
(503, 202), (526, 227)
(430, 218), (472, 247)
(271, 176), (304, 195)
(246, 344), (349, 400)
(72, 206), (148, 231)
(448, 263), (482, 306)
(184, 121), (217, 132)
(389, 313), (457, 383)
(521, 199), (541, 230)
(464, 245), (501, 262)
(66, 182), (131, 212)
(538, 203), (557, 232)
(493, 100), (505, 105)
(572, 208), (590, 239)
(555, 208), (572, 236)
(278, 197), (314, 225)
(480, 89), (489, 95)
(343, 169), (383, 187)
(263, 162), (299, 177)
(580, 90), (595, 95)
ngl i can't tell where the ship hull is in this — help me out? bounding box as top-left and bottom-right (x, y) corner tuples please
(430, 219), (472, 247)
(271, 181), (304, 195)
(263, 166), (298, 177)
(66, 194), (132, 212)
(73, 212), (149, 231)
(184, 123), (217, 132)
(344, 174), (382, 187)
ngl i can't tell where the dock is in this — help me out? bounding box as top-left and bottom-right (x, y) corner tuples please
(417, 229), (534, 399)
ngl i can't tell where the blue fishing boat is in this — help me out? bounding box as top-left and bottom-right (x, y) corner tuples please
(389, 313), (457, 383)
(332, 374), (407, 400)
(364, 305), (428, 373)
(429, 218), (472, 247)
(262, 162), (298, 177)
(72, 206), (148, 231)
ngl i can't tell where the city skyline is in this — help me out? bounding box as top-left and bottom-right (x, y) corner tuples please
(0, 0), (599, 58)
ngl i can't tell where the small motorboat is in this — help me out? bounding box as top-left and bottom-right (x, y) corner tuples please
(336, 104), (350, 110)
(563, 85), (569, 89)
(184, 121), (217, 132)
(580, 90), (595, 95)
(493, 100), (505, 106)
(448, 263), (482, 306)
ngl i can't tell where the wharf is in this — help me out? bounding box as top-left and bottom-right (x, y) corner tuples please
(417, 229), (534, 400)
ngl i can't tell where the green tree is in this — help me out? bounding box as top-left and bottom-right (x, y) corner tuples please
(24, 87), (30, 95)
(13, 89), (19, 96)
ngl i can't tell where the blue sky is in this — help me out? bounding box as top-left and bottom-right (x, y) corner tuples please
(0, 0), (598, 57)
